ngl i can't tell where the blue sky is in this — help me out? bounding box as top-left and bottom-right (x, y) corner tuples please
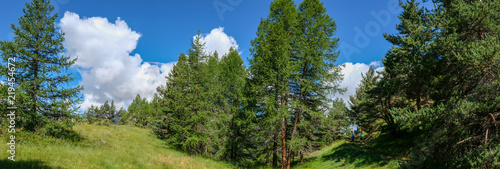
(0, 0), (433, 110)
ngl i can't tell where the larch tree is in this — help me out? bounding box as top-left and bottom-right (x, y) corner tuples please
(84, 100), (124, 125)
(124, 94), (153, 127)
(249, 0), (299, 167)
(0, 0), (82, 133)
(219, 48), (248, 162)
(287, 0), (343, 165)
(159, 33), (216, 156)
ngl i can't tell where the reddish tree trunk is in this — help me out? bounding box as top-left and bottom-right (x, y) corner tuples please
(281, 95), (287, 169)
(282, 115), (286, 169)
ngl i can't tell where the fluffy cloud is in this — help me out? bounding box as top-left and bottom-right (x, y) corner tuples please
(198, 27), (239, 57)
(60, 12), (239, 110)
(60, 12), (174, 110)
(333, 61), (384, 106)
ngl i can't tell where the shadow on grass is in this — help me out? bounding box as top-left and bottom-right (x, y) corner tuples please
(320, 141), (391, 167)
(293, 130), (422, 168)
(15, 129), (89, 147)
(57, 129), (86, 144)
(0, 159), (60, 169)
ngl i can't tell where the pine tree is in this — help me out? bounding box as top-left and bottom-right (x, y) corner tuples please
(219, 48), (247, 162)
(320, 98), (349, 144)
(287, 0), (343, 165)
(84, 101), (124, 125)
(155, 53), (190, 140)
(380, 0), (500, 167)
(249, 0), (299, 167)
(0, 0), (82, 133)
(159, 33), (214, 156)
(383, 0), (435, 111)
(348, 67), (382, 135)
(410, 0), (500, 167)
(124, 94), (153, 127)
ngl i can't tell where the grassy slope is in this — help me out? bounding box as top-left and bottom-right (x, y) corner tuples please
(0, 124), (231, 169)
(293, 133), (413, 169)
(0, 124), (414, 169)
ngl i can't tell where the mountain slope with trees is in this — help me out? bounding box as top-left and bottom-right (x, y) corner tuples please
(0, 0), (498, 168)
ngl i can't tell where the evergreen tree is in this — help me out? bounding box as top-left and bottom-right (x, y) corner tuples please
(349, 67), (381, 135)
(410, 0), (499, 167)
(248, 0), (344, 167)
(123, 94), (154, 127)
(249, 0), (298, 167)
(383, 0), (435, 111)
(159, 34), (214, 156)
(85, 101), (124, 125)
(219, 48), (248, 162)
(319, 98), (349, 145)
(0, 0), (82, 133)
(155, 53), (190, 140)
(287, 0), (343, 165)
(380, 0), (500, 167)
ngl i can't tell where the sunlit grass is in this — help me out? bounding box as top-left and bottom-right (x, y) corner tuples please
(0, 124), (231, 169)
(293, 136), (401, 169)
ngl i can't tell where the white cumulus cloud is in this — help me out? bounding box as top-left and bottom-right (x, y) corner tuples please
(198, 27), (239, 57)
(333, 61), (384, 106)
(60, 12), (239, 111)
(60, 12), (174, 110)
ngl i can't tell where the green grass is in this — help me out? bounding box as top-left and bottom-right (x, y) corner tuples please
(292, 133), (414, 169)
(0, 124), (231, 169)
(0, 124), (416, 169)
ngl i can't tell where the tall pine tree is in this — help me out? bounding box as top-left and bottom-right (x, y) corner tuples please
(219, 48), (248, 162)
(249, 0), (298, 167)
(383, 0), (435, 111)
(0, 0), (82, 133)
(287, 0), (343, 165)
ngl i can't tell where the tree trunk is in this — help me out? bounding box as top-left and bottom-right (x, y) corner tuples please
(273, 140), (278, 167)
(282, 115), (286, 169)
(287, 107), (300, 169)
(33, 52), (39, 129)
(287, 150), (293, 169)
(281, 94), (287, 169)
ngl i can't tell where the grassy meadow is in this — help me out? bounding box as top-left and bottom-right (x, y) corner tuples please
(0, 123), (412, 169)
(0, 124), (231, 169)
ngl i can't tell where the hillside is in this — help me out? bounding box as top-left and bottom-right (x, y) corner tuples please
(0, 124), (231, 169)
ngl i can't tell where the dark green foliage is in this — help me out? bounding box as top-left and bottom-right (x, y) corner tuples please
(383, 0), (435, 111)
(400, 0), (499, 168)
(161, 34), (212, 155)
(37, 119), (75, 139)
(319, 98), (349, 144)
(217, 48), (249, 163)
(156, 34), (248, 160)
(248, 0), (299, 167)
(246, 0), (344, 167)
(349, 67), (383, 136)
(349, 0), (500, 168)
(0, 0), (82, 135)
